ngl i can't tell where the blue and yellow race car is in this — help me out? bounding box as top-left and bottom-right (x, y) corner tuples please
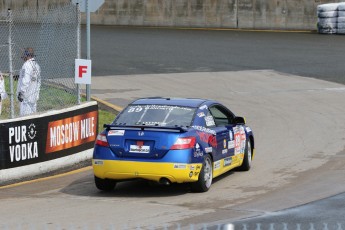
(93, 97), (255, 192)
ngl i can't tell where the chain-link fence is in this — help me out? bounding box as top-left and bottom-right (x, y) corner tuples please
(0, 3), (80, 119)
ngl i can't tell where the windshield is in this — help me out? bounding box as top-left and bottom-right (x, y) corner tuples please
(114, 104), (196, 127)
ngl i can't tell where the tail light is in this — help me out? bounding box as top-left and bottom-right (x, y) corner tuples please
(95, 134), (109, 147)
(170, 137), (196, 150)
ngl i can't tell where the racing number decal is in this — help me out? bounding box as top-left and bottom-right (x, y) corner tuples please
(128, 106), (143, 113)
(234, 126), (246, 155)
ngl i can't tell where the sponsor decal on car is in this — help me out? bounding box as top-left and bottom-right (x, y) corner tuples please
(197, 112), (205, 118)
(94, 160), (104, 165)
(205, 116), (216, 127)
(214, 160), (221, 170)
(194, 151), (203, 157)
(174, 164), (187, 169)
(199, 105), (208, 110)
(223, 139), (227, 149)
(194, 143), (204, 157)
(222, 149), (228, 154)
(140, 121), (167, 126)
(189, 171), (193, 178)
(224, 157), (232, 167)
(128, 105), (193, 112)
(228, 140), (235, 149)
(192, 126), (216, 135)
(229, 130), (233, 141)
(108, 130), (125, 136)
(234, 126), (246, 155)
(205, 147), (212, 153)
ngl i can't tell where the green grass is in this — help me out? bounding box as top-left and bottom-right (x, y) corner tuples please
(38, 83), (81, 111)
(1, 76), (120, 130)
(98, 109), (117, 133)
(1, 76), (82, 118)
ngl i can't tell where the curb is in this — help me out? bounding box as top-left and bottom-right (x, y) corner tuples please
(90, 95), (123, 112)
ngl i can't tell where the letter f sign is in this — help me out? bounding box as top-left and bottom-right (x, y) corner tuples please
(79, 66), (88, 78)
(75, 59), (92, 84)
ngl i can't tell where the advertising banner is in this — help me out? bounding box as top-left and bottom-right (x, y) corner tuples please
(0, 104), (98, 170)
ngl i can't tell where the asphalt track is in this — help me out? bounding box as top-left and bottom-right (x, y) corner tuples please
(1, 27), (345, 229)
(86, 26), (345, 85)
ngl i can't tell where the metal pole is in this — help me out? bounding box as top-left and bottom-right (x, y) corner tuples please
(236, 0), (239, 28)
(76, 3), (81, 104)
(86, 0), (91, 101)
(7, 9), (14, 118)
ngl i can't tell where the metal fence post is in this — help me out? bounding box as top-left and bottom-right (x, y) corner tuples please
(86, 0), (91, 101)
(77, 3), (81, 105)
(236, 0), (239, 29)
(7, 9), (14, 119)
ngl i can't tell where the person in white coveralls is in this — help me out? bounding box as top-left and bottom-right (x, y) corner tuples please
(16, 47), (41, 116)
(0, 72), (8, 115)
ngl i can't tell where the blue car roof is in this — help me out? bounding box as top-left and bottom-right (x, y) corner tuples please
(131, 97), (214, 108)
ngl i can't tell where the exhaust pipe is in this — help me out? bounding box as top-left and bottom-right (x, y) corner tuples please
(159, 177), (171, 186)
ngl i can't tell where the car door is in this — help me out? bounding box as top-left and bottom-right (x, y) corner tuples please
(208, 105), (236, 166)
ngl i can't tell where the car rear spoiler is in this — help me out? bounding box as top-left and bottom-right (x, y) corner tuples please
(103, 124), (188, 133)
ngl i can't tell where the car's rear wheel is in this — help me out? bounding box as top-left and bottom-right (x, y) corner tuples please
(94, 176), (116, 191)
(237, 139), (252, 171)
(191, 154), (213, 192)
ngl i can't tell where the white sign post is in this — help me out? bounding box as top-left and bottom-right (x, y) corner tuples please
(71, 0), (104, 12)
(72, 0), (104, 101)
(75, 59), (92, 85)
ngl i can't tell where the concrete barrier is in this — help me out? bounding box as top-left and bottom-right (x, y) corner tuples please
(0, 101), (98, 185)
(1, 0), (344, 31)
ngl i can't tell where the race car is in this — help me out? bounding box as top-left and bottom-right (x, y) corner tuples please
(93, 97), (255, 192)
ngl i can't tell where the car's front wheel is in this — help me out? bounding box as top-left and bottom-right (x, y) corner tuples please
(94, 176), (116, 191)
(191, 154), (213, 192)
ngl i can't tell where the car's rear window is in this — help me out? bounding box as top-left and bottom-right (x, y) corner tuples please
(114, 105), (196, 127)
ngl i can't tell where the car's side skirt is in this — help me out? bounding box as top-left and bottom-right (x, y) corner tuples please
(212, 154), (244, 178)
(93, 159), (203, 183)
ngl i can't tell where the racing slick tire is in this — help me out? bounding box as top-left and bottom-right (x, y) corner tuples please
(318, 17), (337, 24)
(317, 3), (340, 12)
(318, 11), (338, 18)
(237, 139), (252, 171)
(337, 23), (345, 29)
(339, 3), (345, 11)
(94, 176), (117, 191)
(338, 17), (345, 23)
(337, 29), (345, 34)
(191, 154), (213, 193)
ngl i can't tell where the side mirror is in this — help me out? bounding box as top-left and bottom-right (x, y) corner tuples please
(234, 116), (246, 125)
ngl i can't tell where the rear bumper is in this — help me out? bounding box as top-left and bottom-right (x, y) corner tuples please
(93, 159), (202, 183)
